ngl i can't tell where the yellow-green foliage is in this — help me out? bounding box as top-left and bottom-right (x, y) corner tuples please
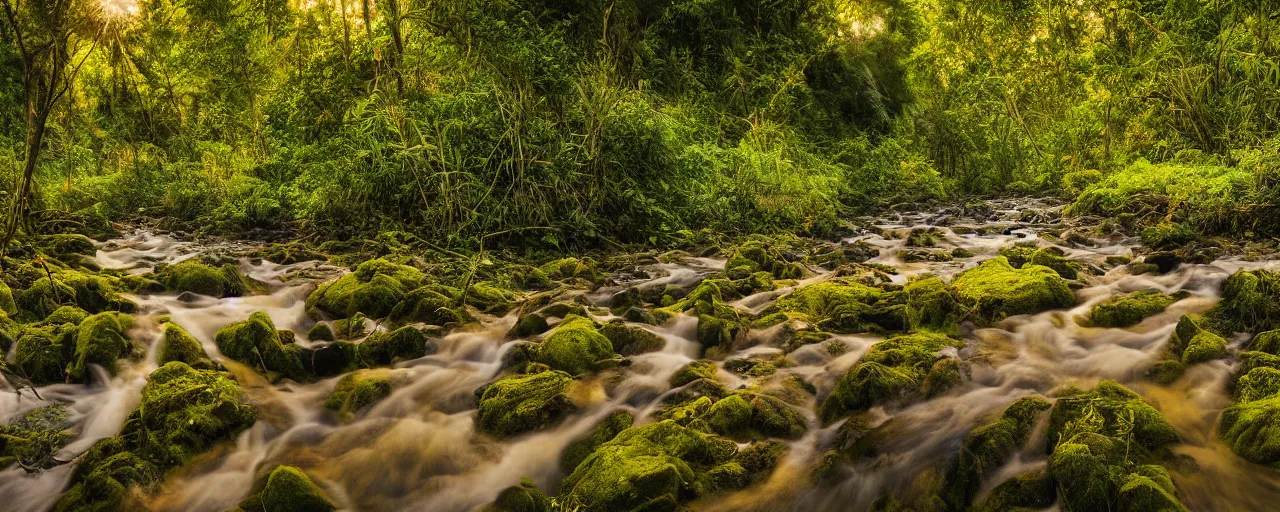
(214, 311), (309, 381)
(560, 420), (737, 511)
(236, 465), (337, 512)
(477, 370), (577, 438)
(159, 322), (215, 370)
(762, 279), (898, 333)
(0, 280), (15, 316)
(1067, 159), (1250, 230)
(1089, 290), (1181, 328)
(67, 311), (136, 382)
(724, 240), (804, 280)
(1047, 380), (1179, 453)
(819, 332), (964, 422)
(951, 257), (1075, 324)
(155, 259), (248, 298)
(538, 315), (616, 375)
(325, 369), (395, 422)
(307, 258), (425, 318)
(942, 396), (1052, 509)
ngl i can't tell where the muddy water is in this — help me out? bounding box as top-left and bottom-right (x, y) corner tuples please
(3, 199), (1280, 511)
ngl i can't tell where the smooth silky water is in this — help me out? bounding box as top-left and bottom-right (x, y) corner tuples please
(3, 199), (1279, 511)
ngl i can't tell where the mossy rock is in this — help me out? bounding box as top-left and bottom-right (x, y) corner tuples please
(508, 312), (550, 339)
(359, 325), (434, 365)
(724, 240), (804, 280)
(1047, 380), (1179, 452)
(560, 420), (737, 510)
(1220, 394), (1280, 465)
(465, 282), (518, 315)
(389, 285), (471, 326)
(820, 332), (965, 422)
(540, 257), (600, 282)
(37, 234), (97, 258)
(700, 392), (808, 441)
(600, 321), (665, 355)
(486, 478), (553, 512)
(159, 322), (215, 370)
(904, 277), (961, 332)
(325, 369), (395, 422)
(120, 361), (256, 468)
(1047, 435), (1121, 512)
(67, 312), (137, 382)
(951, 257), (1075, 324)
(307, 322), (336, 342)
(942, 396), (1052, 509)
(17, 271), (135, 320)
(214, 311), (309, 382)
(1236, 366), (1280, 402)
(538, 315), (617, 375)
(0, 405), (71, 471)
(669, 361), (718, 389)
(14, 324), (76, 384)
(308, 258), (425, 319)
(43, 305), (89, 325)
(0, 280), (15, 316)
(476, 370), (577, 438)
(331, 313), (370, 339)
(975, 469), (1056, 512)
(761, 280), (888, 334)
(155, 259), (249, 298)
(52, 437), (159, 512)
(1088, 290), (1182, 328)
(1211, 268), (1280, 333)
(236, 465), (337, 512)
(1118, 470), (1188, 512)
(560, 410), (635, 473)
(1166, 315), (1226, 365)
(1028, 247), (1079, 279)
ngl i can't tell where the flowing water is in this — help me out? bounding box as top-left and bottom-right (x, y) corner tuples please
(3, 199), (1279, 511)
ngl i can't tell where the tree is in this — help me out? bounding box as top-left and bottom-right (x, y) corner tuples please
(1, 0), (101, 254)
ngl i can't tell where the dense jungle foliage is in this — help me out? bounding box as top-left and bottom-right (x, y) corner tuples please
(2, 0), (1280, 249)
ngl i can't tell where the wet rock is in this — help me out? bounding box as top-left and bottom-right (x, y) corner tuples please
(1088, 290), (1185, 328)
(951, 256), (1075, 325)
(538, 315), (617, 375)
(1047, 380), (1179, 452)
(819, 332), (964, 422)
(66, 312), (137, 382)
(1211, 268), (1280, 333)
(942, 396), (1052, 509)
(325, 369), (395, 422)
(158, 321), (215, 370)
(560, 410), (634, 473)
(600, 321), (664, 356)
(14, 324), (76, 384)
(154, 259), (250, 298)
(670, 360), (718, 387)
(1166, 315), (1226, 365)
(236, 465), (337, 512)
(307, 258), (425, 319)
(214, 311), (310, 382)
(508, 312), (550, 339)
(487, 478), (552, 512)
(1143, 251), (1182, 274)
(476, 370), (577, 438)
(975, 469), (1055, 512)
(359, 325), (434, 365)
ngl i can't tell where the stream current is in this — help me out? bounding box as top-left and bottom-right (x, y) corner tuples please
(2, 199), (1278, 511)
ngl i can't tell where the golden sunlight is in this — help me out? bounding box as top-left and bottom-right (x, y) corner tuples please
(99, 0), (139, 18)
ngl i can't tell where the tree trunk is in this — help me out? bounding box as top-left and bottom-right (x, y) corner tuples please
(2, 108), (50, 255)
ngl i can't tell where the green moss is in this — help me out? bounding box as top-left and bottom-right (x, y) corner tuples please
(538, 315), (616, 375)
(922, 358), (967, 398)
(540, 257), (599, 282)
(702, 392), (808, 440)
(1211, 268), (1280, 333)
(724, 240), (804, 280)
(389, 285), (470, 326)
(155, 260), (249, 297)
(1029, 247), (1078, 279)
(307, 322), (336, 341)
(951, 257), (1075, 324)
(1047, 380), (1179, 453)
(38, 234), (96, 257)
(1118, 471), (1188, 512)
(904, 277), (960, 332)
(477, 370), (577, 438)
(0, 280), (15, 316)
(975, 469), (1056, 512)
(600, 321), (665, 355)
(214, 311), (309, 382)
(358, 326), (433, 365)
(1047, 437), (1121, 512)
(52, 438), (159, 512)
(560, 420), (737, 510)
(820, 332), (964, 422)
(14, 324), (75, 384)
(1237, 367), (1280, 402)
(331, 313), (370, 339)
(1089, 290), (1181, 328)
(1166, 315), (1227, 364)
(67, 312), (137, 382)
(308, 258), (425, 318)
(44, 305), (88, 325)
(560, 410), (635, 473)
(1251, 330), (1280, 355)
(159, 322), (215, 370)
(466, 282), (517, 314)
(942, 396), (1052, 509)
(238, 465), (337, 512)
(508, 312), (550, 339)
(763, 280), (886, 333)
(1220, 394), (1280, 465)
(0, 405), (70, 471)
(670, 360), (718, 387)
(121, 361), (256, 467)
(325, 369), (395, 422)
(487, 479), (552, 512)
